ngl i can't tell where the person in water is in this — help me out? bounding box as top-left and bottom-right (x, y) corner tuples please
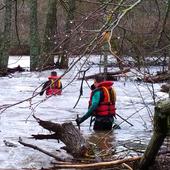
(40, 71), (62, 96)
(76, 75), (116, 131)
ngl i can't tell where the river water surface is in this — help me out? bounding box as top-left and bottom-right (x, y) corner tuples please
(0, 56), (168, 169)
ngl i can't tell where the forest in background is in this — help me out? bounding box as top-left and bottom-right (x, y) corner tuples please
(0, 0), (169, 78)
(5, 0), (170, 54)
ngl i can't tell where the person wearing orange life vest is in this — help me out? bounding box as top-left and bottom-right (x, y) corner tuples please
(76, 75), (116, 131)
(40, 71), (62, 96)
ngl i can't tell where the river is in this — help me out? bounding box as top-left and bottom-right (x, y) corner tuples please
(0, 56), (168, 169)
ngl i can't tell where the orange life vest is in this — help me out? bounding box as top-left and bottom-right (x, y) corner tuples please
(46, 76), (62, 95)
(89, 81), (116, 116)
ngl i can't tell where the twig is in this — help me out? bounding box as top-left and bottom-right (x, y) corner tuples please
(73, 67), (90, 108)
(122, 163), (133, 170)
(116, 113), (133, 127)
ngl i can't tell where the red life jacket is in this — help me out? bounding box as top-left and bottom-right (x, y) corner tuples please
(46, 76), (62, 96)
(89, 81), (116, 116)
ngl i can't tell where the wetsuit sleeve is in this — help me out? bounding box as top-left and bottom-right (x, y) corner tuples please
(80, 90), (101, 123)
(40, 81), (49, 96)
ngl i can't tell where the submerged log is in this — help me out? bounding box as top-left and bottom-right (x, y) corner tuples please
(31, 116), (93, 158)
(19, 116), (143, 168)
(7, 65), (26, 74)
(0, 65), (26, 76)
(139, 99), (170, 170)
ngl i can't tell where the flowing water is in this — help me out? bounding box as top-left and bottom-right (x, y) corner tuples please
(0, 56), (168, 169)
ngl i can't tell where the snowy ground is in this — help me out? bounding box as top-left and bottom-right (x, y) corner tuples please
(0, 56), (168, 169)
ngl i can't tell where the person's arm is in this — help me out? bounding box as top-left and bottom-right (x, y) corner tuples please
(78, 90), (101, 123)
(39, 81), (49, 96)
(59, 80), (62, 89)
(111, 87), (116, 104)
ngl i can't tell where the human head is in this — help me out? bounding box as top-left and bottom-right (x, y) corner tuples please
(94, 74), (104, 83)
(51, 71), (57, 76)
(93, 74), (104, 88)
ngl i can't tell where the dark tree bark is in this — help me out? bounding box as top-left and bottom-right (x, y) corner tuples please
(139, 99), (170, 170)
(40, 0), (58, 71)
(29, 0), (41, 71)
(80, 68), (130, 81)
(60, 0), (76, 69)
(0, 0), (12, 76)
(32, 116), (93, 158)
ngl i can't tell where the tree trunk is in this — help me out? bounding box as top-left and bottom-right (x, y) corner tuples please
(60, 0), (76, 69)
(168, 51), (170, 97)
(40, 0), (58, 71)
(32, 116), (93, 157)
(29, 0), (41, 71)
(0, 0), (12, 76)
(139, 99), (170, 170)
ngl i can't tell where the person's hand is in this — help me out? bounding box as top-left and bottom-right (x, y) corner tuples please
(39, 91), (44, 96)
(75, 117), (82, 126)
(90, 84), (96, 90)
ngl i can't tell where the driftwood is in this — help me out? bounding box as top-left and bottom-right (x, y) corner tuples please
(139, 99), (170, 170)
(48, 156), (141, 169)
(0, 65), (26, 76)
(79, 68), (130, 81)
(160, 83), (170, 93)
(143, 72), (169, 83)
(18, 116), (144, 169)
(29, 116), (93, 158)
(7, 65), (26, 74)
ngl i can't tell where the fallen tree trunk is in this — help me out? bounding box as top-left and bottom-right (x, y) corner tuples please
(30, 116), (93, 158)
(0, 65), (26, 76)
(7, 65), (26, 74)
(18, 116), (143, 169)
(143, 73), (169, 83)
(79, 68), (130, 81)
